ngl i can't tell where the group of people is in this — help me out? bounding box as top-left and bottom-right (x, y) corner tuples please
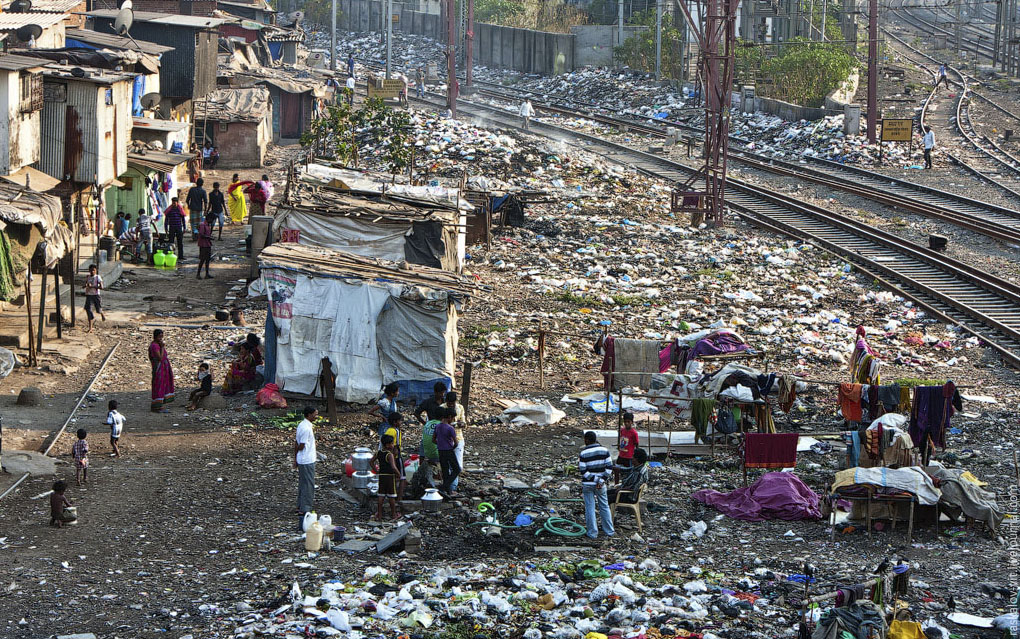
(148, 329), (265, 414)
(577, 412), (650, 541)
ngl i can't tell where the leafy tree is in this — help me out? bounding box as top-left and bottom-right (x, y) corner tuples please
(613, 9), (686, 80)
(474, 0), (525, 24)
(380, 109), (414, 181)
(301, 97), (412, 174)
(760, 38), (857, 107)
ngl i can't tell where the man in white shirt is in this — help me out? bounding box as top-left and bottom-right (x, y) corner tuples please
(345, 75), (355, 106)
(519, 99), (535, 131)
(923, 128), (935, 170)
(294, 406), (318, 515)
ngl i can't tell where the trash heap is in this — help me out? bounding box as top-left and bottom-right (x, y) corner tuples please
(222, 561), (803, 639)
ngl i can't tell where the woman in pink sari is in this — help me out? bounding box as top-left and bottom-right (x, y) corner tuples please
(223, 333), (263, 395)
(149, 329), (175, 412)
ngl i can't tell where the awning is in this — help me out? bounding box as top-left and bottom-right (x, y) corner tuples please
(128, 150), (190, 173)
(2, 166), (62, 192)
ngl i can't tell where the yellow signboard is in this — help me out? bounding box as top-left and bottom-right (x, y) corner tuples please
(881, 118), (913, 142)
(367, 77), (406, 100)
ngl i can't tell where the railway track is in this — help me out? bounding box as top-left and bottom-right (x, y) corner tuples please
(892, 0), (997, 61)
(467, 76), (1020, 245)
(411, 92), (1020, 366)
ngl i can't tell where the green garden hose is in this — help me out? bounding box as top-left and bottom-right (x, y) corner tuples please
(535, 517), (587, 537)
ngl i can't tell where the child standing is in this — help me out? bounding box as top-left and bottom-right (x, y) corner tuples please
(83, 264), (107, 333)
(433, 408), (460, 496)
(49, 480), (76, 527)
(186, 363), (213, 410)
(373, 434), (402, 521)
(445, 391), (466, 492)
(71, 429), (89, 486)
(615, 411), (638, 484)
(106, 400), (124, 458)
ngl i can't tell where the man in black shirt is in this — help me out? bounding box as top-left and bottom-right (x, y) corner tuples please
(414, 381), (449, 424)
(186, 178), (208, 241)
(208, 182), (226, 240)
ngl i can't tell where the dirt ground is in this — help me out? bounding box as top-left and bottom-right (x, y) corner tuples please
(0, 126), (1017, 639)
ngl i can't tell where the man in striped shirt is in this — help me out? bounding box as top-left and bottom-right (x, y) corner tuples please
(579, 431), (615, 540)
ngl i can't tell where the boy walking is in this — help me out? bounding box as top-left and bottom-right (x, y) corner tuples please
(106, 400), (124, 458)
(83, 264), (106, 333)
(196, 213), (215, 279)
(433, 407), (460, 495)
(72, 428), (89, 486)
(579, 431), (614, 541)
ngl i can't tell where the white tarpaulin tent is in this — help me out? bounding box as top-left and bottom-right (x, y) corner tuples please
(258, 243), (474, 403)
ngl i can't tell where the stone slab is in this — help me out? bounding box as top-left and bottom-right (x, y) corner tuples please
(335, 540), (375, 552)
(1, 450), (57, 476)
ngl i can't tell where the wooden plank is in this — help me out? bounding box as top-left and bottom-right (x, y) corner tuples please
(376, 523), (411, 553)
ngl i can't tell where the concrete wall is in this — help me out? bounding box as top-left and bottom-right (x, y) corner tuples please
(0, 70), (42, 176)
(214, 120), (268, 169)
(471, 23), (574, 75)
(570, 25), (647, 68)
(754, 96), (834, 122)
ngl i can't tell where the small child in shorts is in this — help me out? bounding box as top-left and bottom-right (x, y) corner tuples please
(49, 480), (76, 527)
(187, 362), (213, 411)
(71, 429), (89, 486)
(106, 400), (124, 458)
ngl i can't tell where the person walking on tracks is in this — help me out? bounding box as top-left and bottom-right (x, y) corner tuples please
(923, 127), (935, 169)
(935, 63), (948, 90)
(519, 99), (535, 131)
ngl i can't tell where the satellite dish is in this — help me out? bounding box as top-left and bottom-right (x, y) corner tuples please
(15, 24), (43, 41)
(70, 67), (86, 77)
(141, 92), (162, 110)
(114, 7), (134, 36)
(289, 10), (304, 22)
(9, 0), (32, 12)
(119, 0), (133, 8)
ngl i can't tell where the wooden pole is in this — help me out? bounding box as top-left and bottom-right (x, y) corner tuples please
(25, 278), (36, 367)
(320, 356), (338, 428)
(36, 268), (47, 354)
(538, 329), (546, 389)
(461, 361), (473, 415)
(53, 268), (62, 340)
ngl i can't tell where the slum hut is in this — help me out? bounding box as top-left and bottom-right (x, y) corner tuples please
(257, 77), (323, 141)
(0, 53), (47, 180)
(38, 65), (134, 245)
(63, 28), (174, 117)
(0, 179), (74, 348)
(274, 188), (462, 273)
(256, 243), (477, 403)
(0, 0), (88, 29)
(294, 163), (470, 272)
(216, 0), (277, 24)
(85, 11), (225, 111)
(0, 11), (66, 49)
(106, 145), (190, 233)
(193, 87), (272, 169)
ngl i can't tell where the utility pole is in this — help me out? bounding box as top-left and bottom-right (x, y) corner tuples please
(821, 0), (828, 41)
(466, 0), (474, 88)
(331, 0), (337, 73)
(446, 0), (457, 116)
(619, 0), (624, 51)
(955, 0), (961, 54)
(386, 0), (392, 78)
(867, 0), (877, 143)
(655, 0), (663, 80)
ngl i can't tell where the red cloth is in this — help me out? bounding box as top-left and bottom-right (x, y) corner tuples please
(618, 427), (639, 459)
(598, 335), (616, 390)
(744, 433), (799, 469)
(839, 382), (863, 422)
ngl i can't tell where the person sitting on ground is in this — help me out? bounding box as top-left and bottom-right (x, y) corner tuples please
(414, 381), (448, 425)
(72, 428), (89, 486)
(608, 447), (649, 505)
(373, 434), (402, 521)
(106, 400), (124, 458)
(49, 480), (76, 527)
(368, 382), (399, 432)
(407, 455), (438, 499)
(187, 362), (213, 410)
(222, 334), (263, 394)
(113, 212), (127, 238)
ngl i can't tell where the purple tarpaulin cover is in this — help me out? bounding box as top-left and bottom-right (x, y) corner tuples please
(693, 472), (822, 521)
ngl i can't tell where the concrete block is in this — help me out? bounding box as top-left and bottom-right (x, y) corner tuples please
(198, 393), (227, 410)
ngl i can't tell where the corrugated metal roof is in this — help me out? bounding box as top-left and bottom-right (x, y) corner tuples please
(0, 12), (66, 30)
(128, 149), (189, 172)
(86, 10), (227, 29)
(132, 117), (189, 133)
(0, 53), (50, 71)
(2, 0), (83, 11)
(65, 28), (174, 55)
(42, 66), (135, 85)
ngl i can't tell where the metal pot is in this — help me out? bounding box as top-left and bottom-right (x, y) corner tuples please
(214, 309), (230, 321)
(352, 448), (373, 472)
(352, 471), (373, 490)
(421, 488), (443, 513)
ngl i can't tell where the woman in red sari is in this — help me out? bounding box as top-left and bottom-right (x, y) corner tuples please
(149, 329), (175, 412)
(223, 333), (263, 394)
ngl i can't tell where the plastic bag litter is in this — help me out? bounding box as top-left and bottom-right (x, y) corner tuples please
(681, 520), (708, 539)
(0, 347), (17, 379)
(255, 383), (287, 409)
(500, 400), (566, 426)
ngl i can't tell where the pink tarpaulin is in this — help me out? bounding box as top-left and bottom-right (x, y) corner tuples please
(693, 472), (822, 521)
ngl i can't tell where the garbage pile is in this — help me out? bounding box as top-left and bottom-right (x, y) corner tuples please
(222, 560), (808, 638)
